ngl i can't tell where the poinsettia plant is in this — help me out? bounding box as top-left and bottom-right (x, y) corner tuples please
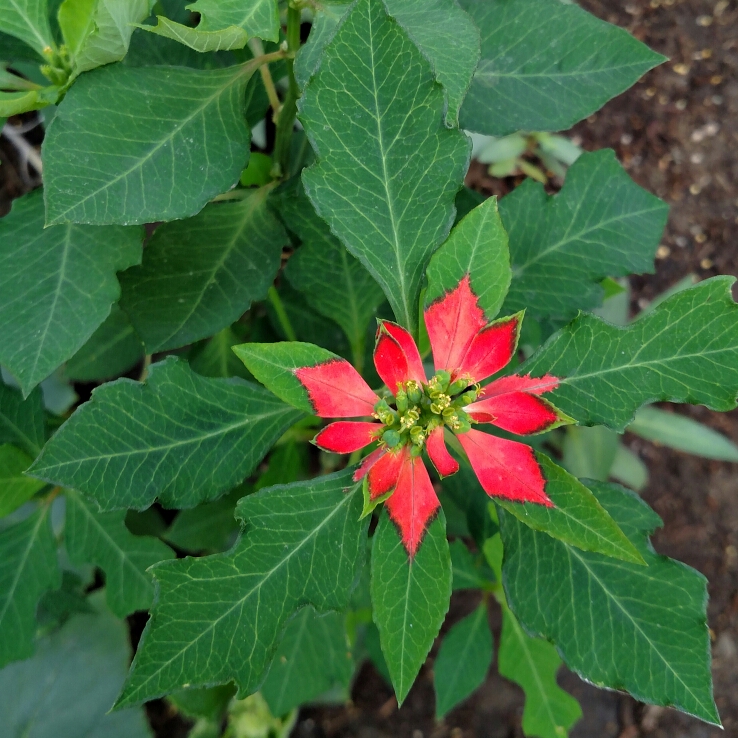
(1, 0), (736, 735)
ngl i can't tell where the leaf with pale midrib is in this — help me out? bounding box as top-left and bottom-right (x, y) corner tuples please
(521, 277), (738, 430)
(43, 62), (259, 226)
(116, 469), (367, 707)
(299, 0), (470, 335)
(29, 356), (303, 510)
(0, 189), (143, 395)
(0, 0), (53, 55)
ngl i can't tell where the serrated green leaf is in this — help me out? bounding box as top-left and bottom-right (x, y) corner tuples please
(0, 444), (44, 517)
(449, 539), (493, 591)
(64, 489), (175, 617)
(498, 603), (582, 738)
(233, 341), (347, 415)
(0, 189), (143, 395)
(43, 61), (261, 226)
(425, 196), (510, 321)
(496, 453), (644, 564)
(186, 0), (278, 41)
(116, 468), (367, 706)
(65, 305), (144, 382)
(434, 603), (492, 718)
(500, 150), (668, 319)
(29, 356), (302, 510)
(0, 0), (53, 55)
(371, 510), (451, 704)
(295, 0), (479, 123)
(0, 596), (152, 738)
(500, 481), (719, 725)
(458, 0), (665, 136)
(522, 277), (738, 431)
(71, 0), (154, 72)
(629, 406), (738, 462)
(0, 378), (45, 457)
(0, 506), (61, 667)
(262, 606), (353, 716)
(299, 0), (469, 334)
(280, 182), (385, 366)
(120, 190), (286, 353)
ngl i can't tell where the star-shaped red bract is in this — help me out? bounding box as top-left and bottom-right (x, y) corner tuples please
(295, 276), (569, 556)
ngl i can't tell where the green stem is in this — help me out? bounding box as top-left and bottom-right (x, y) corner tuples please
(139, 354), (152, 382)
(268, 286), (297, 341)
(273, 5), (302, 177)
(351, 334), (365, 375)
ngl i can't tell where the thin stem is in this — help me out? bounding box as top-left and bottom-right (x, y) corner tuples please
(348, 449), (363, 466)
(249, 38), (281, 119)
(139, 354), (152, 382)
(350, 334), (365, 375)
(268, 286), (297, 341)
(273, 4), (302, 177)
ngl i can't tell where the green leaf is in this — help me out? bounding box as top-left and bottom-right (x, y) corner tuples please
(441, 463), (497, 547)
(0, 379), (45, 456)
(562, 425), (619, 481)
(280, 182), (385, 365)
(371, 510), (451, 704)
(67, 0), (153, 72)
(43, 61), (261, 226)
(496, 453), (644, 564)
(458, 0), (665, 136)
(0, 85), (58, 115)
(522, 277), (738, 431)
(169, 684), (236, 722)
(629, 406), (738, 462)
(138, 16), (250, 53)
(190, 326), (252, 381)
(299, 0), (469, 334)
(186, 0), (278, 42)
(500, 481), (719, 725)
(58, 0), (96, 57)
(65, 305), (144, 382)
(0, 0), (53, 55)
(0, 189), (143, 395)
(0, 596), (152, 738)
(500, 150), (668, 319)
(295, 0), (479, 123)
(498, 602), (582, 738)
(261, 607), (353, 716)
(449, 539), (493, 591)
(116, 468), (367, 706)
(610, 445), (648, 492)
(0, 30), (44, 62)
(434, 603), (492, 718)
(0, 506), (61, 667)
(29, 356), (302, 510)
(233, 341), (348, 415)
(120, 190), (286, 353)
(0, 444), (44, 517)
(64, 489), (175, 617)
(425, 196), (510, 321)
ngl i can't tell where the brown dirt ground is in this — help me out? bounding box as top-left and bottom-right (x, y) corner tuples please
(1, 0), (736, 736)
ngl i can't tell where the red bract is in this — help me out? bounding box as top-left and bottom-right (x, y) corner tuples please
(296, 277), (570, 556)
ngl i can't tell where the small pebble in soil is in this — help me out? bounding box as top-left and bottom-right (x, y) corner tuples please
(696, 14), (713, 26)
(656, 245), (671, 259)
(700, 258), (714, 269)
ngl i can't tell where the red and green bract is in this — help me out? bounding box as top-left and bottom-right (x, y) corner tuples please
(298, 276), (569, 556)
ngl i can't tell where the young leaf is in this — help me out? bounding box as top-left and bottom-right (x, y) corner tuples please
(299, 0), (470, 335)
(0, 379), (45, 456)
(43, 61), (261, 226)
(71, 0), (154, 73)
(371, 509), (452, 704)
(119, 190), (287, 353)
(434, 603), (493, 718)
(295, 0), (479, 123)
(0, 190), (143, 395)
(0, 506), (61, 667)
(500, 481), (719, 725)
(261, 607), (354, 716)
(500, 150), (668, 319)
(0, 595), (151, 738)
(279, 182), (385, 366)
(498, 603), (582, 738)
(65, 305), (144, 382)
(628, 406), (738, 462)
(0, 444), (45, 517)
(522, 277), (738, 430)
(0, 0), (53, 55)
(64, 489), (175, 617)
(425, 196), (511, 322)
(29, 357), (302, 510)
(458, 0), (665, 135)
(116, 468), (367, 707)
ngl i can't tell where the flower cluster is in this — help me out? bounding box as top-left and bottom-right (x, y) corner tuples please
(296, 276), (570, 555)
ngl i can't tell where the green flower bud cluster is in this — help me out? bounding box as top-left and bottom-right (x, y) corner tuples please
(373, 371), (481, 455)
(41, 46), (73, 88)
